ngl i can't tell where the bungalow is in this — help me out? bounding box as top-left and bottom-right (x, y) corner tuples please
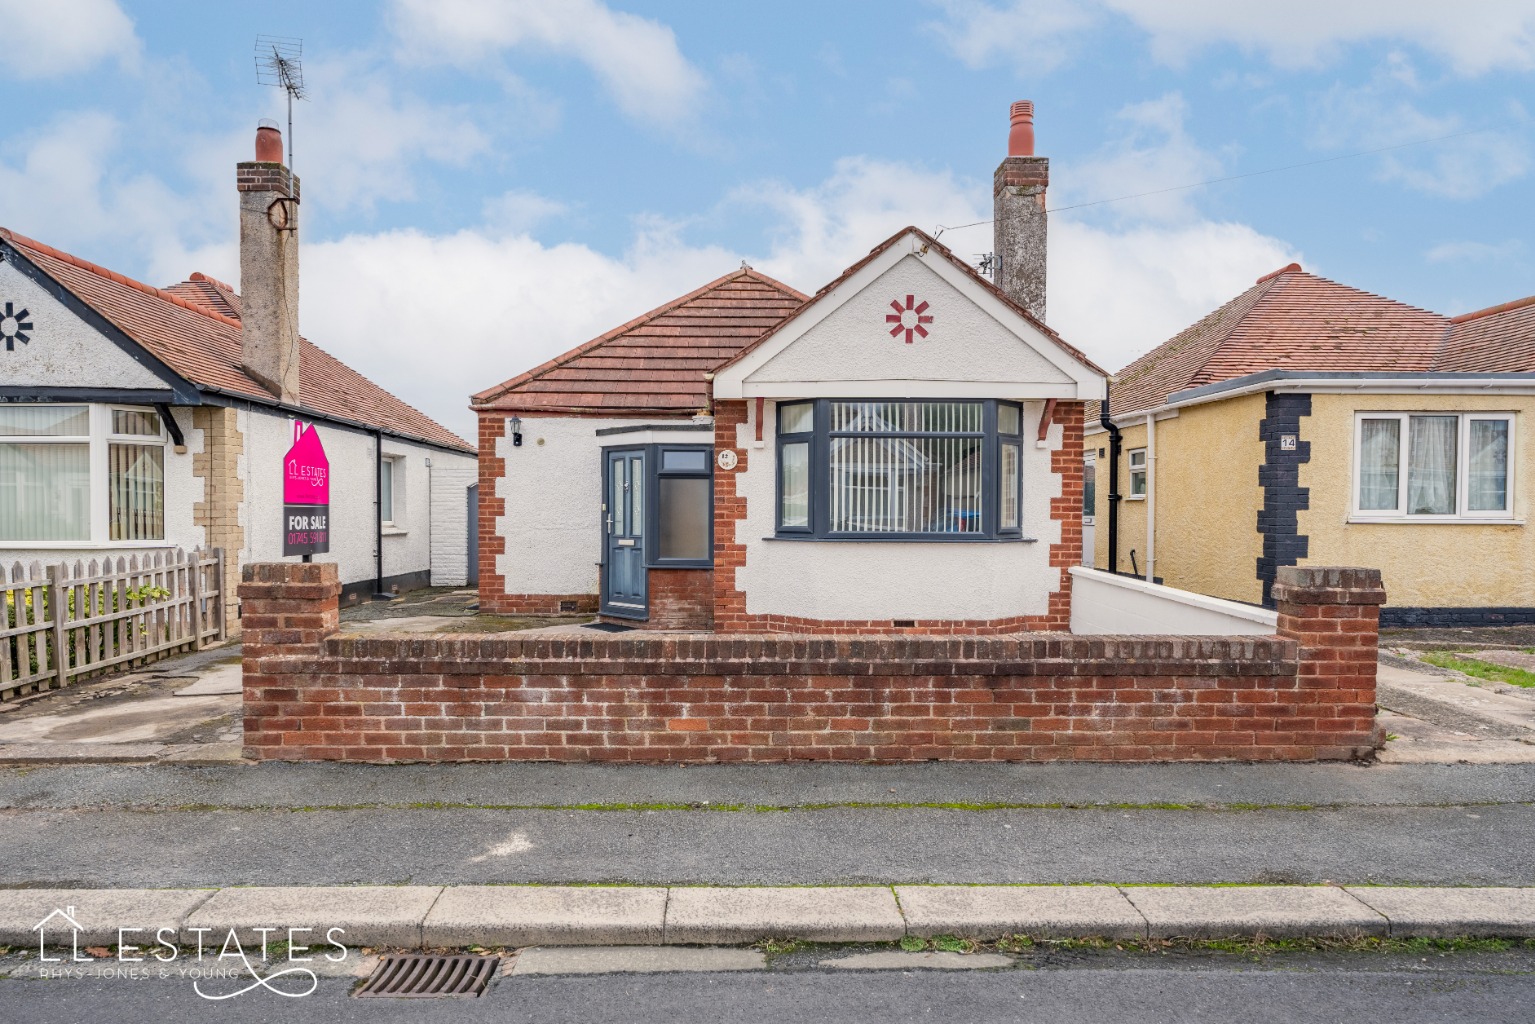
(1088, 264), (1535, 626)
(474, 103), (1107, 632)
(0, 123), (478, 628)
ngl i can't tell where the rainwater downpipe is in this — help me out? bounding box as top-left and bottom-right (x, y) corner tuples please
(1098, 384), (1122, 574)
(1145, 411), (1156, 583)
(373, 428), (387, 600)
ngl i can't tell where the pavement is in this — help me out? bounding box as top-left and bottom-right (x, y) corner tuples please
(4, 883), (1535, 951)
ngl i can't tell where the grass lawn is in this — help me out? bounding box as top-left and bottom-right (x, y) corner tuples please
(1421, 652), (1535, 689)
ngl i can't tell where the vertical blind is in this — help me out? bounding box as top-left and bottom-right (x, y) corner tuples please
(827, 401), (984, 535)
(108, 444), (164, 541)
(0, 442), (91, 541)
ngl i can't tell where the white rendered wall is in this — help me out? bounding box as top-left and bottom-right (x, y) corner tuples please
(1068, 566), (1277, 635)
(493, 415), (713, 596)
(428, 457), (477, 587)
(733, 400), (1065, 621)
(745, 255), (1071, 389)
(239, 408), (455, 588)
(0, 262), (170, 390)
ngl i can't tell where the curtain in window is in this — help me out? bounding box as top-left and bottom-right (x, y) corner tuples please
(1358, 418), (1400, 511)
(1407, 415), (1457, 515)
(1468, 419), (1509, 512)
(0, 442), (90, 541)
(109, 443), (165, 541)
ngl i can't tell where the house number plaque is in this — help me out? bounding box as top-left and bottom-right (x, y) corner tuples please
(717, 449), (738, 471)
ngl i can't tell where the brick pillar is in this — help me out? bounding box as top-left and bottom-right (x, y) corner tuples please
(1273, 566), (1386, 753)
(237, 562), (340, 651)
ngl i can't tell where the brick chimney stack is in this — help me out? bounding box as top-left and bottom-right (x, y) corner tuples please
(993, 100), (1049, 321)
(237, 120), (301, 404)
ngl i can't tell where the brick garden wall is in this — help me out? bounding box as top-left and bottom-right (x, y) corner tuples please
(241, 563), (1384, 764)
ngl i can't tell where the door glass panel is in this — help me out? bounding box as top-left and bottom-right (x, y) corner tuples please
(628, 456), (643, 534)
(611, 458), (625, 534)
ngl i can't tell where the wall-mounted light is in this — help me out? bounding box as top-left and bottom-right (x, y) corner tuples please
(510, 415), (523, 448)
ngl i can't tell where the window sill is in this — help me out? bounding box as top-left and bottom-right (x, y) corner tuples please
(764, 535), (1038, 544)
(1346, 516), (1523, 526)
(1124, 495), (1147, 502)
(381, 526), (409, 537)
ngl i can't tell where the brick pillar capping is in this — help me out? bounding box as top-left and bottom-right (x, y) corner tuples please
(1272, 565), (1386, 748)
(238, 562), (341, 649)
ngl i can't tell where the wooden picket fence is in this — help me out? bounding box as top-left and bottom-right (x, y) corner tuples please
(0, 547), (225, 702)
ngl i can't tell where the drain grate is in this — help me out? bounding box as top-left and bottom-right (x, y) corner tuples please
(355, 954), (498, 998)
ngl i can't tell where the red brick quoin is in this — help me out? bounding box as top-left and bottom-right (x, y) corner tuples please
(241, 563), (1384, 764)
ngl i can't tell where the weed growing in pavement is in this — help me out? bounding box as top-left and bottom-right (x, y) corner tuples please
(753, 938), (805, 956)
(1421, 653), (1535, 689)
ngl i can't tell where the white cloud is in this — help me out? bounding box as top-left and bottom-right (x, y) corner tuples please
(1054, 93), (1229, 223)
(0, 0), (139, 79)
(389, 0), (708, 127)
(481, 190), (570, 236)
(1311, 56), (1531, 199)
(927, 0), (1535, 75)
(1051, 219), (1303, 372)
(1424, 239), (1526, 264)
(1105, 0), (1535, 75)
(925, 0), (1098, 74)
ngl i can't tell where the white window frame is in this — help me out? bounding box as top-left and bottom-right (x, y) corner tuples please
(380, 454), (404, 530)
(1351, 411), (1517, 523)
(0, 403), (170, 548)
(1127, 447), (1148, 500)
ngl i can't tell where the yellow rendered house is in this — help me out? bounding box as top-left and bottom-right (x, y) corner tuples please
(1085, 263), (1534, 627)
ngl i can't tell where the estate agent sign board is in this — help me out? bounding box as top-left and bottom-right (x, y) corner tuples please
(283, 422), (330, 556)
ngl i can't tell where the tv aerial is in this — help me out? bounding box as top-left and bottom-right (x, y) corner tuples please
(255, 35), (306, 170)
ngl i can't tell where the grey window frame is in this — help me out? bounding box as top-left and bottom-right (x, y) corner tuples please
(775, 399), (1025, 542)
(646, 444), (714, 567)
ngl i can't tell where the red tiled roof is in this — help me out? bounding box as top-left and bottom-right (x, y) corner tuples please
(472, 268), (808, 416)
(716, 225), (1108, 378)
(1, 228), (471, 452)
(1440, 294), (1535, 373)
(1109, 266), (1535, 418)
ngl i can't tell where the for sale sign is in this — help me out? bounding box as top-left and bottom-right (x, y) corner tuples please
(283, 422), (330, 556)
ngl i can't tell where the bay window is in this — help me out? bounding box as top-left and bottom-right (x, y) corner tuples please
(1354, 412), (1515, 520)
(0, 404), (167, 545)
(775, 399), (1025, 540)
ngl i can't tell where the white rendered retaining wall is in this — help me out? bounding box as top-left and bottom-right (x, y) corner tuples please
(1068, 566), (1277, 636)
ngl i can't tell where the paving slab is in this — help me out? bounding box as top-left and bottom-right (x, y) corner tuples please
(424, 886), (666, 947)
(819, 951), (1014, 970)
(183, 886), (441, 949)
(664, 886), (904, 944)
(1119, 886), (1387, 939)
(0, 742), (165, 763)
(510, 945), (764, 975)
(157, 741), (246, 764)
(172, 662), (243, 697)
(0, 888), (212, 946)
(895, 885), (1144, 940)
(1347, 886), (1535, 937)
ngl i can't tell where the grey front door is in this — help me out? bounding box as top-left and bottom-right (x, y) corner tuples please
(602, 449), (647, 616)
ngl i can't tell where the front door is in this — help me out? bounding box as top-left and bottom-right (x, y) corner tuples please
(602, 449), (647, 616)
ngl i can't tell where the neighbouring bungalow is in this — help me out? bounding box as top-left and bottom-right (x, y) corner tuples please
(0, 123), (477, 628)
(474, 102), (1107, 632)
(1087, 264), (1535, 626)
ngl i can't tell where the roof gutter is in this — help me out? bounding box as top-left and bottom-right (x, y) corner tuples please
(1097, 370), (1535, 427)
(196, 383), (474, 457)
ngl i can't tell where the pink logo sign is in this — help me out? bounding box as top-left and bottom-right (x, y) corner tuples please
(283, 423), (329, 505)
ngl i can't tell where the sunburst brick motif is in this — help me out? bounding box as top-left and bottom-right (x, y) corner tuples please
(1, 301), (33, 352)
(885, 294), (933, 343)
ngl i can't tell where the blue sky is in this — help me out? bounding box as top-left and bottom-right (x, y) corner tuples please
(2, 0), (1532, 440)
